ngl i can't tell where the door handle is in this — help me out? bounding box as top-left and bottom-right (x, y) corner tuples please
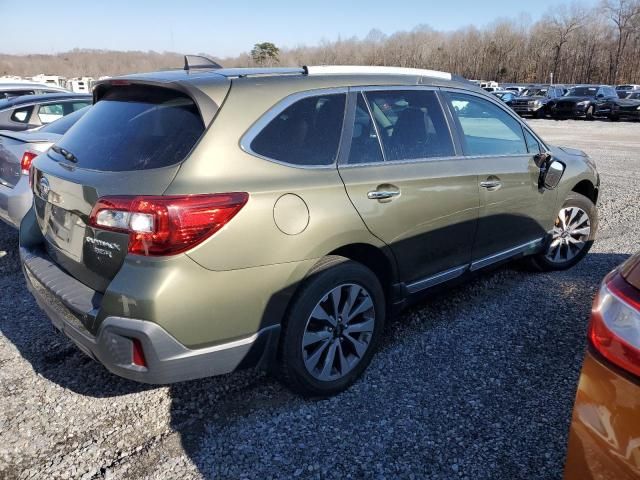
(480, 180), (502, 189)
(367, 190), (400, 200)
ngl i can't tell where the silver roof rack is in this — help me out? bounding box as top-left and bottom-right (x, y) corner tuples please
(302, 65), (452, 81)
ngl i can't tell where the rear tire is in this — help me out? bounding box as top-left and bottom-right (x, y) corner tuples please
(527, 192), (597, 271)
(278, 256), (385, 397)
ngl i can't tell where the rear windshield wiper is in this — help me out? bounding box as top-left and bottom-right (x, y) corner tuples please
(51, 145), (78, 163)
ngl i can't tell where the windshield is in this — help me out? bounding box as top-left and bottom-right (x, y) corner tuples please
(39, 106), (90, 134)
(521, 88), (547, 97)
(567, 87), (598, 97)
(625, 92), (640, 100)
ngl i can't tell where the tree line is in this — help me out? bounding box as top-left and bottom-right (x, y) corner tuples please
(2, 0), (639, 85)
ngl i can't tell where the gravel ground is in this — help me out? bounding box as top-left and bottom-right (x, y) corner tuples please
(1, 119), (639, 480)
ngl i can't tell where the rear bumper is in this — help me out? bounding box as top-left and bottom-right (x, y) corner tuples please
(21, 245), (280, 384)
(0, 176), (32, 229)
(564, 350), (640, 479)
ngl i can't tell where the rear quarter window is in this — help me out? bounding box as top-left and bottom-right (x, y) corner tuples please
(49, 86), (204, 171)
(249, 93), (346, 166)
(10, 106), (34, 123)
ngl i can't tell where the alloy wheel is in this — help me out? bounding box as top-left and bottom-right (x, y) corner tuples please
(302, 283), (375, 381)
(545, 206), (591, 263)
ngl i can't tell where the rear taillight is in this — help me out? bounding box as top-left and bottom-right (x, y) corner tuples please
(88, 193), (249, 256)
(589, 271), (640, 377)
(20, 151), (38, 175)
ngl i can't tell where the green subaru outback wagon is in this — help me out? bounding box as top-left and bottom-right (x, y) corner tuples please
(20, 62), (599, 396)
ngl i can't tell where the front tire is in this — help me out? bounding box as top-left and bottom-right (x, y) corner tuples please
(585, 105), (595, 120)
(279, 256), (385, 397)
(527, 192), (598, 271)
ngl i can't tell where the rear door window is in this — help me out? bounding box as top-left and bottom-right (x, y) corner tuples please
(347, 93), (384, 164)
(365, 89), (454, 161)
(40, 106), (89, 134)
(446, 92), (528, 156)
(250, 93), (346, 166)
(71, 101), (91, 111)
(38, 103), (65, 123)
(49, 86), (204, 171)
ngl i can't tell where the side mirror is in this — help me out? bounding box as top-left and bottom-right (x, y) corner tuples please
(543, 160), (565, 190)
(596, 93), (604, 99)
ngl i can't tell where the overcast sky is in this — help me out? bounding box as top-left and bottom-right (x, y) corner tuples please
(1, 0), (596, 57)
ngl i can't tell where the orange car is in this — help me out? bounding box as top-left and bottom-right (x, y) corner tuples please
(565, 252), (640, 479)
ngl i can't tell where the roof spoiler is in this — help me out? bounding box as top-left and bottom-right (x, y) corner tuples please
(184, 55), (223, 71)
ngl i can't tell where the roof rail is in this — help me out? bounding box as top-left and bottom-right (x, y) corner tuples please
(184, 55), (223, 71)
(302, 65), (452, 81)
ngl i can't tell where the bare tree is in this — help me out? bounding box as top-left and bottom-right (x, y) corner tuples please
(3, 3), (640, 85)
(543, 4), (587, 82)
(602, 0), (640, 83)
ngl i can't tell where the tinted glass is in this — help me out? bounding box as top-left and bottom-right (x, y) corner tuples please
(347, 94), (384, 164)
(522, 88), (547, 97)
(10, 106), (33, 123)
(365, 89), (454, 161)
(447, 93), (528, 156)
(568, 86), (598, 97)
(524, 129), (541, 153)
(40, 106), (89, 134)
(50, 86), (204, 172)
(251, 94), (346, 166)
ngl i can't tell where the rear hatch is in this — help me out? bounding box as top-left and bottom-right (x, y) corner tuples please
(0, 131), (58, 188)
(31, 79), (227, 292)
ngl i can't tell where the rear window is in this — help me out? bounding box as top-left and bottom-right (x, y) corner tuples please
(49, 86), (204, 171)
(250, 93), (346, 166)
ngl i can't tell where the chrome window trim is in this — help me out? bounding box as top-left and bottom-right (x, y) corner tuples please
(440, 87), (549, 152)
(339, 152), (533, 169)
(239, 87), (350, 170)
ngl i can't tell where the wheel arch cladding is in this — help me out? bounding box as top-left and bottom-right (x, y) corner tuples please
(571, 179), (598, 204)
(327, 243), (396, 301)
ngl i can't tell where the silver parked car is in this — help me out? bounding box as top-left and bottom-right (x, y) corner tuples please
(0, 107), (89, 228)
